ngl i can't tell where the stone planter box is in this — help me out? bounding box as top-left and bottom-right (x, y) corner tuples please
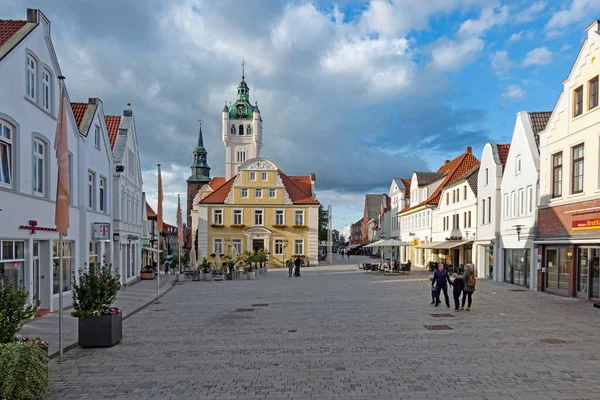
(247, 271), (255, 280)
(78, 313), (122, 348)
(140, 272), (154, 280)
(203, 272), (213, 281)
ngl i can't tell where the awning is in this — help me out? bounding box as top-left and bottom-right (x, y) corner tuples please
(415, 241), (444, 249)
(433, 240), (473, 250)
(142, 247), (163, 254)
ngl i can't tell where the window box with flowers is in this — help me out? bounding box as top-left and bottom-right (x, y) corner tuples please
(272, 224), (287, 229)
(72, 263), (123, 348)
(292, 225), (306, 229)
(230, 224), (246, 229)
(211, 224), (225, 228)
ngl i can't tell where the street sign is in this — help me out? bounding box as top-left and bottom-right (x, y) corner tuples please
(92, 223), (110, 240)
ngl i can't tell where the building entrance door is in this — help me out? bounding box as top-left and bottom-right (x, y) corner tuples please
(32, 242), (40, 301)
(453, 248), (460, 269)
(591, 249), (600, 299)
(253, 239), (264, 252)
(579, 247), (600, 299)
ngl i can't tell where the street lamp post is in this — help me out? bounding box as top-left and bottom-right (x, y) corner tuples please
(327, 202), (332, 265)
(224, 238), (234, 280)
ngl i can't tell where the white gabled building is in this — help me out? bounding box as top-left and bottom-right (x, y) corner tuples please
(0, 9), (113, 312)
(474, 143), (510, 280)
(498, 111), (551, 290)
(388, 178), (410, 239)
(106, 104), (144, 285)
(431, 167), (479, 270)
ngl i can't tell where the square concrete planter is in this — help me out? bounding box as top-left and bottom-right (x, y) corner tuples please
(140, 272), (155, 280)
(78, 313), (122, 348)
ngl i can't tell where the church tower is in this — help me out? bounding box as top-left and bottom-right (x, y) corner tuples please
(222, 69), (262, 180)
(186, 121), (211, 247)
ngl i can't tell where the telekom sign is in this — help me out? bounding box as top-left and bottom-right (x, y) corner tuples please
(92, 223), (111, 240)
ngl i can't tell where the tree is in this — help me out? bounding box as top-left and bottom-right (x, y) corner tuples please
(339, 234), (346, 246)
(318, 203), (329, 242)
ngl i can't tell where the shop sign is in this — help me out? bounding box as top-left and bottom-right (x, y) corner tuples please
(572, 218), (600, 231)
(19, 220), (57, 234)
(92, 223), (110, 240)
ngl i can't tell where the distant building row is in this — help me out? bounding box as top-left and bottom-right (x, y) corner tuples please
(353, 20), (600, 301)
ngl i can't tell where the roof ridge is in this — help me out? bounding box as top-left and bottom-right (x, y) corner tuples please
(278, 169), (313, 199)
(200, 175), (237, 203)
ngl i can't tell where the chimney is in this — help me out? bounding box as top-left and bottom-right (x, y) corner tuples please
(466, 146), (472, 154)
(123, 102), (133, 117)
(88, 98), (99, 105)
(585, 19), (599, 34)
(444, 160), (450, 165)
(27, 9), (38, 23)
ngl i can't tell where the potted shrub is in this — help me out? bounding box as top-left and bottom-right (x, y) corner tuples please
(0, 277), (48, 399)
(71, 263), (122, 348)
(201, 257), (213, 281)
(140, 265), (155, 280)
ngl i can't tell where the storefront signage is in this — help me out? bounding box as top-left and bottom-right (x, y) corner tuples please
(572, 218), (600, 231)
(19, 220), (57, 234)
(92, 223), (110, 240)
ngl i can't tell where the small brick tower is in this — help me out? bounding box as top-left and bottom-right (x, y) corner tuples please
(186, 121), (211, 247)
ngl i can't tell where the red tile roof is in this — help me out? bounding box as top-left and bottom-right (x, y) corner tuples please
(209, 177), (226, 191)
(0, 20), (27, 47)
(104, 116), (121, 149)
(496, 144), (510, 166)
(146, 202), (157, 217)
(200, 171), (318, 205)
(70, 102), (89, 130)
(400, 148), (480, 213)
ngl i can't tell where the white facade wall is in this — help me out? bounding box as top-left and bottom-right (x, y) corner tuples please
(499, 113), (540, 290)
(222, 110), (262, 180)
(388, 180), (406, 239)
(475, 143), (505, 280)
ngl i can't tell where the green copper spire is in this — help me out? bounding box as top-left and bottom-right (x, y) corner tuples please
(188, 120), (211, 183)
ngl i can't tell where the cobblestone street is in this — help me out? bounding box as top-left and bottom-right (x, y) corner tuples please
(49, 264), (600, 399)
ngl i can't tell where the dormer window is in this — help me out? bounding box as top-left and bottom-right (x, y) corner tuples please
(26, 56), (36, 99)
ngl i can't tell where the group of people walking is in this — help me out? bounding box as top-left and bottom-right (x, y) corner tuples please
(286, 257), (303, 277)
(430, 263), (476, 311)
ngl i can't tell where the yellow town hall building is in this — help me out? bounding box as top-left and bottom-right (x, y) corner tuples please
(188, 75), (319, 266)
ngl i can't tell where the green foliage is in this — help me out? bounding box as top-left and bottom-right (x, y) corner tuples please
(318, 203), (329, 242)
(0, 277), (39, 344)
(71, 262), (121, 319)
(200, 257), (211, 273)
(0, 341), (48, 399)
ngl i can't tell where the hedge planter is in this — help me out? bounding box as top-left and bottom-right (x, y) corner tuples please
(78, 313), (122, 348)
(140, 272), (155, 280)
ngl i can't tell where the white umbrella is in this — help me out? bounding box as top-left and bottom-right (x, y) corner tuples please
(364, 239), (385, 248)
(215, 253), (221, 273)
(189, 246), (197, 271)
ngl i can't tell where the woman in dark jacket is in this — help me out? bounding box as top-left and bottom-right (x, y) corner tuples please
(461, 265), (475, 311)
(450, 268), (465, 311)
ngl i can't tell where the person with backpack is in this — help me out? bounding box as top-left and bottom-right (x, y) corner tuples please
(461, 264), (476, 311)
(294, 256), (302, 277)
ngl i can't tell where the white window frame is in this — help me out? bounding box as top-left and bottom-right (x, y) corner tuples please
(294, 239), (304, 255)
(95, 125), (101, 150)
(527, 186), (533, 214)
(515, 155), (522, 175)
(519, 189), (524, 216)
(511, 191), (516, 217)
(261, 172), (267, 181)
(88, 171), (96, 210)
(254, 209), (264, 226)
(485, 168), (489, 185)
(232, 239), (242, 255)
(274, 239), (283, 255)
(42, 68), (51, 111)
(233, 209), (243, 225)
(481, 199), (486, 224)
(249, 172), (256, 181)
(275, 210), (284, 225)
(213, 238), (223, 255)
(99, 176), (107, 213)
(32, 138), (45, 197)
(241, 188), (248, 198)
(269, 188), (276, 198)
(26, 55), (36, 100)
(255, 188), (262, 198)
(0, 121), (13, 188)
(213, 209), (223, 225)
(294, 210), (305, 226)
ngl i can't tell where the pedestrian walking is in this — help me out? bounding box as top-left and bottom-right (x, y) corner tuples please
(461, 264), (476, 311)
(432, 263), (451, 308)
(286, 259), (294, 277)
(429, 276), (437, 305)
(450, 268), (465, 311)
(294, 256), (302, 277)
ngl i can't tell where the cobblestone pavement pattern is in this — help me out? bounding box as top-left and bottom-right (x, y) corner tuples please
(49, 264), (600, 399)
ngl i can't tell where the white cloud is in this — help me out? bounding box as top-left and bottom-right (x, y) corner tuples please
(506, 30), (535, 45)
(458, 6), (509, 38)
(515, 1), (547, 24)
(560, 44), (573, 52)
(429, 36), (484, 71)
(502, 84), (524, 99)
(490, 50), (513, 76)
(522, 47), (553, 67)
(546, 0), (600, 30)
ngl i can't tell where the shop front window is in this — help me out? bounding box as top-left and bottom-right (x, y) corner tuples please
(546, 247), (570, 291)
(504, 248), (530, 287)
(0, 240), (25, 288)
(53, 241), (73, 294)
(89, 242), (100, 271)
(577, 247), (600, 299)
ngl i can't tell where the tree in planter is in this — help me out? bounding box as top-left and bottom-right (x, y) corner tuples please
(71, 262), (122, 319)
(0, 277), (39, 344)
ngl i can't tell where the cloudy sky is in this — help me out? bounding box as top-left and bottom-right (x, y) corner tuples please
(3, 0), (598, 238)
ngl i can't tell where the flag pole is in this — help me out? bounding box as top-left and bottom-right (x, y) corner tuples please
(58, 233), (63, 362)
(156, 164), (161, 304)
